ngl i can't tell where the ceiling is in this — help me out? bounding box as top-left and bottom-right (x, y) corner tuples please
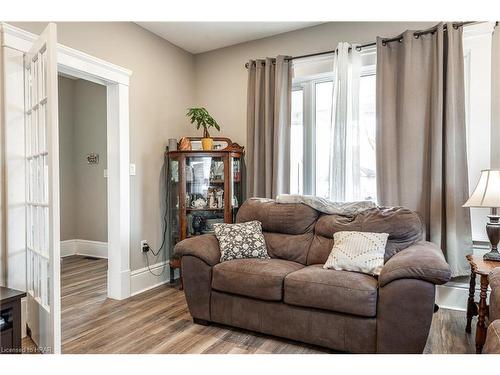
(136, 22), (323, 54)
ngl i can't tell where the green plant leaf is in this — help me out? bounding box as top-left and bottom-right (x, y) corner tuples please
(185, 107), (220, 133)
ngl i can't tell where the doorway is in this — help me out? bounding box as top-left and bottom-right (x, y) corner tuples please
(58, 74), (108, 258)
(58, 74), (109, 340)
(56, 46), (133, 302)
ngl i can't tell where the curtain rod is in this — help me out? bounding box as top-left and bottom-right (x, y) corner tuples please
(244, 21), (477, 69)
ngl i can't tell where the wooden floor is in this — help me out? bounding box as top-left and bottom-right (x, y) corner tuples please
(27, 255), (476, 354)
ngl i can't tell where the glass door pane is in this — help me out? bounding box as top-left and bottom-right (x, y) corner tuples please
(357, 74), (377, 201)
(290, 89), (304, 194)
(185, 156), (224, 237)
(168, 157), (180, 252)
(231, 156), (243, 222)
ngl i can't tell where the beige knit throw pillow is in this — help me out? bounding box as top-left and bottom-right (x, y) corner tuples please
(323, 231), (389, 275)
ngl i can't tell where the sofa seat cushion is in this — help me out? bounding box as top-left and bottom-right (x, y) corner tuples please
(212, 258), (304, 301)
(284, 264), (379, 317)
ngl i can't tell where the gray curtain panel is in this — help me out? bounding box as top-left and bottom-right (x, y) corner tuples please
(246, 56), (292, 198)
(376, 23), (472, 276)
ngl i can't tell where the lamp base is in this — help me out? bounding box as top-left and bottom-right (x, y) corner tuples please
(484, 214), (500, 262)
(483, 250), (500, 262)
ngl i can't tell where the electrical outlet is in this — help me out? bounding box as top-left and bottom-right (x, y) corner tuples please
(141, 240), (150, 253)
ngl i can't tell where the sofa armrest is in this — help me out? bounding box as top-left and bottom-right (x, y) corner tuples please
(489, 268), (500, 322)
(174, 234), (221, 266)
(378, 241), (451, 287)
(484, 320), (500, 354)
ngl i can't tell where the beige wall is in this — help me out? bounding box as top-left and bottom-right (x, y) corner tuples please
(58, 76), (108, 242)
(58, 76), (76, 241)
(12, 22), (197, 270)
(74, 79), (108, 242)
(193, 22), (436, 147)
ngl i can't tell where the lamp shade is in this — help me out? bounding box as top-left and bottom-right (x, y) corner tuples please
(463, 169), (500, 208)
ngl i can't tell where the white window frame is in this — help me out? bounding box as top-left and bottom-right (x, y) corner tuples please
(292, 63), (376, 196)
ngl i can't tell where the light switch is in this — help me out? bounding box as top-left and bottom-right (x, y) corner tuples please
(104, 169), (108, 178)
(129, 164), (136, 176)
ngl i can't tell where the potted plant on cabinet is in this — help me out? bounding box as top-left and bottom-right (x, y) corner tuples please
(186, 107), (220, 150)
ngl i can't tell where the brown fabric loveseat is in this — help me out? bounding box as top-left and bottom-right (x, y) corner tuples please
(174, 198), (452, 353)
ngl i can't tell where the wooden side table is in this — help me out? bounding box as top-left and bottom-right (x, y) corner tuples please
(169, 256), (183, 290)
(465, 254), (500, 353)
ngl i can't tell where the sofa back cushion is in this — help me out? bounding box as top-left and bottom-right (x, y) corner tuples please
(237, 198), (318, 234)
(236, 198), (318, 264)
(307, 207), (423, 265)
(263, 232), (314, 264)
(236, 199), (423, 266)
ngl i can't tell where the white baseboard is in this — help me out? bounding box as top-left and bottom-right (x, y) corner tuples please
(436, 284), (469, 311)
(60, 239), (108, 259)
(436, 280), (491, 311)
(435, 244), (492, 311)
(60, 240), (77, 257)
(130, 259), (178, 296)
(107, 268), (131, 300)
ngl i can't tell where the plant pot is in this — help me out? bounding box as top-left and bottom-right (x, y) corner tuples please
(202, 137), (213, 150)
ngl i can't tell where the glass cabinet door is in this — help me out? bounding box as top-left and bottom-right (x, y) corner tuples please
(184, 155), (225, 237)
(168, 156), (180, 254)
(231, 156), (243, 222)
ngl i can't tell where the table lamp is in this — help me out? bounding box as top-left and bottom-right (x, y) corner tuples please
(463, 169), (500, 261)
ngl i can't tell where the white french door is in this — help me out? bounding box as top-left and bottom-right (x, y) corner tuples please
(24, 23), (61, 354)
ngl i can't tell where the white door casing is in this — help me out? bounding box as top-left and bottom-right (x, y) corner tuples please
(24, 23), (61, 354)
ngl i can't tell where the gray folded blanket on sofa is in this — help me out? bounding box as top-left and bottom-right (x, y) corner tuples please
(275, 194), (377, 216)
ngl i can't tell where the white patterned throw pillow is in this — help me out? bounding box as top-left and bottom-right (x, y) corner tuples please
(214, 221), (270, 262)
(323, 231), (389, 275)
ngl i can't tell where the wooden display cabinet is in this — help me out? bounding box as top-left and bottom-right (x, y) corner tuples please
(166, 138), (244, 286)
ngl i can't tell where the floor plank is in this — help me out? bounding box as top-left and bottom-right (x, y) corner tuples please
(23, 255), (476, 354)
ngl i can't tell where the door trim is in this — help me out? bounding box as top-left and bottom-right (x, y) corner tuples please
(1, 22), (133, 300)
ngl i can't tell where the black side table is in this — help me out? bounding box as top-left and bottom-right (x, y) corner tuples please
(1, 286), (26, 354)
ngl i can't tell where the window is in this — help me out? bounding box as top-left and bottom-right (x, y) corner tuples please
(291, 56), (376, 201)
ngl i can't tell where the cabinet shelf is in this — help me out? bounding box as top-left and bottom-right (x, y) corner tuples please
(186, 179), (225, 184)
(187, 231), (215, 238)
(186, 207), (224, 212)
